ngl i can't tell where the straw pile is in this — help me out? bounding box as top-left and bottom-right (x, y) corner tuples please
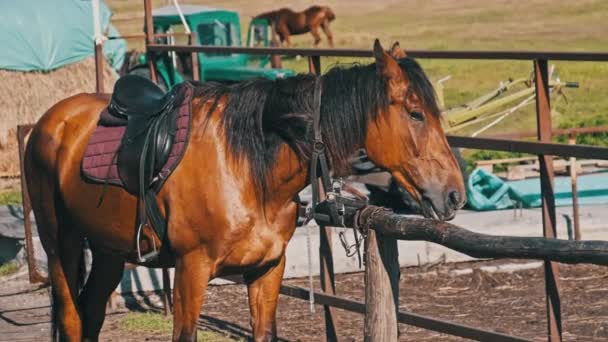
(0, 57), (117, 174)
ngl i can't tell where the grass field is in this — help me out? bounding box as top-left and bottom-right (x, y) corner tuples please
(120, 312), (240, 341)
(106, 0), (608, 162)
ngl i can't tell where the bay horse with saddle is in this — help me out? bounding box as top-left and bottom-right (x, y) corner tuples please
(24, 40), (465, 341)
(254, 5), (336, 47)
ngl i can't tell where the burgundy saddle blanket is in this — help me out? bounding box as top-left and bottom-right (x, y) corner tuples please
(81, 83), (193, 188)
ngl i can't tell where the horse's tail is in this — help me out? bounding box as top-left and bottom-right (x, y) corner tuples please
(325, 7), (336, 21)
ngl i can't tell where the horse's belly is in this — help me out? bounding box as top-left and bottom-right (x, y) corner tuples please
(220, 231), (288, 271)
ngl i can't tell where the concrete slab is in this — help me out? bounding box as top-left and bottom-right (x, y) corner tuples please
(5, 201), (608, 294)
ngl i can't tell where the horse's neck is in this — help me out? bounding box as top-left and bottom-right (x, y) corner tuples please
(263, 144), (309, 215)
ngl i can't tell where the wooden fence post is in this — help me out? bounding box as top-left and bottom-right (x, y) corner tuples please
(364, 229), (400, 341)
(568, 134), (581, 240)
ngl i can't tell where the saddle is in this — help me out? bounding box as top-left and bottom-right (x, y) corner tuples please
(109, 74), (180, 195)
(82, 74), (193, 262)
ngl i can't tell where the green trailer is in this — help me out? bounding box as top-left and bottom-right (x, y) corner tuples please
(130, 4), (294, 88)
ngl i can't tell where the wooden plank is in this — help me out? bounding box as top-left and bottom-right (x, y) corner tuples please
(534, 60), (562, 342)
(568, 135), (582, 240)
(364, 230), (399, 341)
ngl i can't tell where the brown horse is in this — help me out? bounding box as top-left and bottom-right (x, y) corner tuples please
(254, 5), (336, 47)
(24, 40), (465, 342)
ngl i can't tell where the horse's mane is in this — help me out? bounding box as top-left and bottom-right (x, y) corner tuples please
(193, 57), (438, 193)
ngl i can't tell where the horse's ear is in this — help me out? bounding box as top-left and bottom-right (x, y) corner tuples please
(389, 42), (407, 59)
(373, 39), (401, 79)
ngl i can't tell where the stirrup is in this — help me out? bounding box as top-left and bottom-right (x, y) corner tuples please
(136, 223), (159, 262)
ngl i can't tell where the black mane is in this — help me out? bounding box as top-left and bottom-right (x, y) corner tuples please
(193, 57), (438, 193)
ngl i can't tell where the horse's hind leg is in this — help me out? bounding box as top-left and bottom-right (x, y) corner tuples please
(26, 149), (84, 341)
(244, 255), (286, 342)
(321, 20), (334, 47)
(277, 25), (292, 47)
(48, 227), (85, 341)
(78, 247), (124, 341)
(172, 249), (211, 342)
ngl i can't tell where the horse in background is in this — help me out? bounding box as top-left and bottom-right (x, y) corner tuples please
(254, 5), (336, 47)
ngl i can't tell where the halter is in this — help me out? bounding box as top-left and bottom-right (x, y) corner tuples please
(300, 76), (367, 312)
(304, 76), (368, 256)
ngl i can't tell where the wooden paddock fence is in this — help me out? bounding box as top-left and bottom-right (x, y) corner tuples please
(16, 1), (608, 340)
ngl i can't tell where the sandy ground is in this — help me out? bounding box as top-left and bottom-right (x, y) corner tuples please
(2, 259), (608, 341)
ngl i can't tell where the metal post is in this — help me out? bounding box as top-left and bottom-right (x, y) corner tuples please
(17, 125), (47, 284)
(309, 55), (338, 342)
(269, 39), (283, 69)
(162, 267), (172, 316)
(189, 33), (200, 81)
(92, 0), (104, 93)
(143, 0), (158, 83)
(534, 59), (562, 342)
(568, 134), (581, 240)
(94, 43), (104, 93)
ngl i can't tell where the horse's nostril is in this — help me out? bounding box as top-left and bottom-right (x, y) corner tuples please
(448, 191), (460, 208)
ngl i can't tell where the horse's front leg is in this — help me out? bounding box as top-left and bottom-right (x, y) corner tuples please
(172, 248), (211, 342)
(244, 254), (286, 342)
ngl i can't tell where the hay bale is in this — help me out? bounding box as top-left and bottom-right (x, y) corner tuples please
(0, 57), (117, 174)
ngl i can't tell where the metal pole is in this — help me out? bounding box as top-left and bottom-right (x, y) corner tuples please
(534, 59), (562, 342)
(91, 0), (104, 93)
(162, 267), (172, 316)
(309, 55), (338, 342)
(143, 0), (158, 83)
(94, 43), (104, 93)
(17, 125), (47, 284)
(189, 33), (199, 81)
(568, 134), (581, 240)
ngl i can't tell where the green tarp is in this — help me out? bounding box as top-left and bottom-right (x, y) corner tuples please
(466, 168), (608, 211)
(0, 0), (126, 71)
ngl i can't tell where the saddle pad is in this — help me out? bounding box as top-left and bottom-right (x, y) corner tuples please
(81, 83), (193, 188)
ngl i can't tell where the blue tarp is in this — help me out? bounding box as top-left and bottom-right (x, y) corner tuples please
(466, 168), (608, 211)
(0, 0), (126, 71)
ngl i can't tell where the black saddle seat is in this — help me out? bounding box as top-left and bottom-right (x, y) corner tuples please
(105, 74), (186, 196)
(110, 74), (173, 118)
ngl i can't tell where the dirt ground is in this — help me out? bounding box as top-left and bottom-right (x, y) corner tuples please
(2, 259), (608, 341)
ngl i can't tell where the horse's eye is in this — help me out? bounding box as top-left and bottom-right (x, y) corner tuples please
(409, 111), (424, 121)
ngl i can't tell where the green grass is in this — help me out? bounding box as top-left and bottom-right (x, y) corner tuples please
(106, 0), (608, 165)
(0, 261), (19, 277)
(120, 312), (240, 341)
(0, 191), (22, 205)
